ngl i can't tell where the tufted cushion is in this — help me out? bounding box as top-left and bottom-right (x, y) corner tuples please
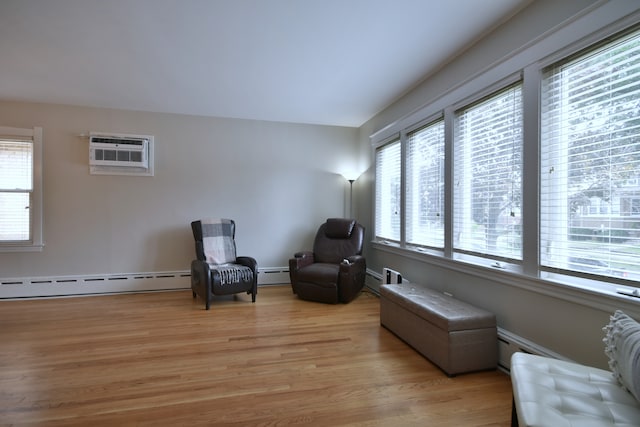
(511, 352), (640, 427)
(603, 310), (640, 401)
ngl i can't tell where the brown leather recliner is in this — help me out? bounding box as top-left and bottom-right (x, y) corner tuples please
(289, 218), (366, 304)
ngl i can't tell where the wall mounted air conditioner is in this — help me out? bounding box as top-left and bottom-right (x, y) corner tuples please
(89, 132), (154, 176)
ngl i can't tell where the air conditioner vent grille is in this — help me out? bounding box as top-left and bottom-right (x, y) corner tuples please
(89, 132), (154, 176)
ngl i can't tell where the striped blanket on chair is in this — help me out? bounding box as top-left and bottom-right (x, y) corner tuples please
(201, 218), (254, 286)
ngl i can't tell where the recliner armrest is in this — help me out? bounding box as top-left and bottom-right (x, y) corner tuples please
(340, 255), (365, 270)
(236, 256), (258, 272)
(191, 259), (212, 289)
(294, 251), (313, 259)
(290, 251), (314, 270)
(338, 255), (366, 303)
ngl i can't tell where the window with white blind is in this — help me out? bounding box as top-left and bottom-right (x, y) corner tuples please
(375, 138), (401, 242)
(0, 126), (43, 251)
(372, 14), (640, 295)
(406, 119), (445, 249)
(540, 27), (640, 280)
(453, 83), (523, 260)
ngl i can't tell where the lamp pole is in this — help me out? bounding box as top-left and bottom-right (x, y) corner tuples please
(349, 179), (355, 218)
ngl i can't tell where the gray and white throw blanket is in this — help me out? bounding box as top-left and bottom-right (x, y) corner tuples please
(210, 263), (254, 286)
(201, 218), (254, 286)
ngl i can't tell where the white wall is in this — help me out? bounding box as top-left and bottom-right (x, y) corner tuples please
(0, 101), (358, 280)
(356, 0), (640, 369)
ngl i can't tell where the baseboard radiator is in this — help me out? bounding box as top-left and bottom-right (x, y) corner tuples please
(496, 327), (569, 372)
(0, 267), (292, 299)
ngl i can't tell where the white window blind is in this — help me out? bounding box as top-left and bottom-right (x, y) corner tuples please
(375, 139), (401, 242)
(541, 27), (640, 280)
(406, 120), (445, 248)
(0, 139), (33, 242)
(453, 83), (523, 260)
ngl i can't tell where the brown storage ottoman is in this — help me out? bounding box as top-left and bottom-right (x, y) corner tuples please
(380, 283), (498, 376)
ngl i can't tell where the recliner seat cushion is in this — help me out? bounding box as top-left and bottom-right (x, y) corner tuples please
(296, 263), (340, 288)
(210, 263), (254, 286)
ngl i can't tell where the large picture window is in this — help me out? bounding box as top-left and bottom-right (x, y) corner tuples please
(540, 27), (640, 280)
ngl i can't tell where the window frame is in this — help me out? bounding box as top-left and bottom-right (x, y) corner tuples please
(374, 135), (402, 244)
(404, 116), (445, 251)
(0, 126), (44, 252)
(371, 9), (640, 304)
(452, 80), (524, 262)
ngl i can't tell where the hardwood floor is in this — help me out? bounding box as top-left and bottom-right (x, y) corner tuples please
(0, 285), (512, 426)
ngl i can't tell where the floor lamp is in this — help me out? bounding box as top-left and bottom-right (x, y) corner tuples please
(343, 173), (359, 218)
(348, 179), (355, 218)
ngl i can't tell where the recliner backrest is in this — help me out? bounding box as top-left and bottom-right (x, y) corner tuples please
(313, 218), (364, 264)
(191, 218), (237, 263)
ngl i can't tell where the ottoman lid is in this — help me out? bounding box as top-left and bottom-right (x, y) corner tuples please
(381, 284), (496, 331)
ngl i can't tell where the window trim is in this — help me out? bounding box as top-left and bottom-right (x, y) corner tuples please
(0, 126), (43, 252)
(370, 5), (640, 308)
(374, 134), (402, 243)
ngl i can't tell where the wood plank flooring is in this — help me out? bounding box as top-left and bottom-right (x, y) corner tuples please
(0, 285), (512, 426)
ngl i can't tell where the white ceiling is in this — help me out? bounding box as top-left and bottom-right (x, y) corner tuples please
(0, 0), (530, 127)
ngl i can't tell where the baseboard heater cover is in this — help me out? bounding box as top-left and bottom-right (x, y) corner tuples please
(257, 267), (290, 285)
(0, 267), (291, 299)
(497, 327), (570, 373)
(0, 271), (191, 299)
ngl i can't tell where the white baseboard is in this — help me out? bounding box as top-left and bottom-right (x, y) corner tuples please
(0, 267), (291, 299)
(0, 271), (191, 299)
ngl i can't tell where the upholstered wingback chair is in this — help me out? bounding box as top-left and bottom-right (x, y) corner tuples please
(190, 218), (257, 310)
(289, 218), (365, 304)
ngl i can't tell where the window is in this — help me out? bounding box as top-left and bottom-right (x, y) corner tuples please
(540, 27), (640, 280)
(375, 138), (401, 242)
(406, 120), (445, 249)
(0, 126), (43, 251)
(453, 83), (523, 260)
(372, 16), (640, 291)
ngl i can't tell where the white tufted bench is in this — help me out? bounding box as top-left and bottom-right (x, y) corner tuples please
(510, 352), (640, 427)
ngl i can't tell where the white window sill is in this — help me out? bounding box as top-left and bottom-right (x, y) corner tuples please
(372, 240), (640, 317)
(0, 243), (44, 253)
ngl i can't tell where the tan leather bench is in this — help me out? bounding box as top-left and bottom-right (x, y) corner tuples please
(380, 283), (498, 376)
